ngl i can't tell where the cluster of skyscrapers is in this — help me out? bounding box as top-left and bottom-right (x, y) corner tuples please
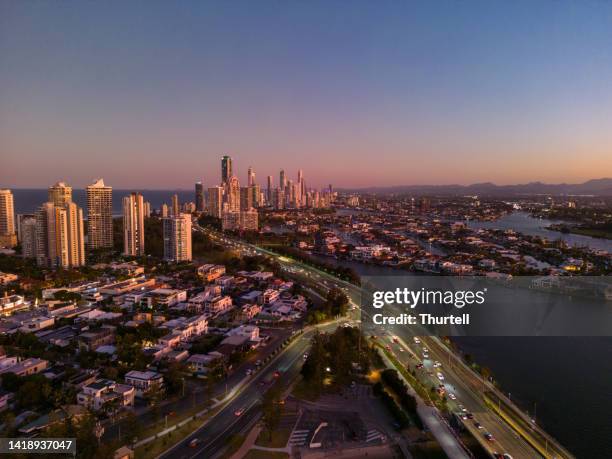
(199, 155), (333, 232)
(0, 156), (333, 268)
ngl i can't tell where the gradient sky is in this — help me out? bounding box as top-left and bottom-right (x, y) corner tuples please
(1, 0), (612, 189)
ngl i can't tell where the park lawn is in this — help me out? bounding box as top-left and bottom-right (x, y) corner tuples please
(244, 450), (289, 459)
(409, 440), (448, 459)
(255, 428), (291, 448)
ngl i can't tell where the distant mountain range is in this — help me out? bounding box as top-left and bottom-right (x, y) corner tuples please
(340, 178), (612, 196)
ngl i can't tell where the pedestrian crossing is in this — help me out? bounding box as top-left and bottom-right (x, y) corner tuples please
(366, 429), (384, 443)
(289, 429), (310, 446)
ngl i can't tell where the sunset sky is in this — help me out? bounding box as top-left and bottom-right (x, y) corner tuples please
(1, 0), (612, 189)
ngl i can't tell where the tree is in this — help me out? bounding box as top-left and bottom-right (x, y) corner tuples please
(261, 381), (282, 440)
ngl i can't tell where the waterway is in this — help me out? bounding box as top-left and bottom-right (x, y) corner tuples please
(311, 257), (610, 457)
(467, 211), (612, 253)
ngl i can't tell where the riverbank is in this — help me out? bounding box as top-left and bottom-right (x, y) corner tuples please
(546, 223), (612, 241)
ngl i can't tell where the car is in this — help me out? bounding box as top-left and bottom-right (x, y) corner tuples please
(413, 337), (421, 344)
(392, 336), (399, 343)
(484, 432), (494, 442)
(189, 439), (200, 448)
(436, 372), (445, 381)
(459, 412), (468, 420)
(398, 347), (404, 352)
(433, 361), (441, 368)
(503, 455), (514, 459)
(246, 369), (253, 376)
(273, 370), (282, 378)
(459, 405), (467, 412)
(303, 353), (309, 360)
(234, 408), (245, 416)
(255, 360), (262, 366)
(416, 363), (424, 369)
(473, 421), (483, 429)
(448, 393), (457, 400)
(466, 412), (474, 419)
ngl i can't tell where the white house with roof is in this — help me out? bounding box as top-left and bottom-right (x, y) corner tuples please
(124, 370), (163, 397)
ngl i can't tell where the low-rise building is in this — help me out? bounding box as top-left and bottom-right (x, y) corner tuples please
(77, 379), (135, 411)
(124, 370), (163, 397)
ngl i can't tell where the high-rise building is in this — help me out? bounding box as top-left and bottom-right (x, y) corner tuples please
(195, 182), (205, 212)
(221, 155), (232, 185)
(48, 182), (72, 207)
(86, 178), (113, 250)
(226, 176), (240, 212)
(161, 203), (169, 218)
(240, 208), (258, 231)
(143, 201), (151, 218)
(171, 194), (180, 216)
(221, 210), (240, 231)
(272, 188), (285, 210)
(0, 189), (17, 248)
(35, 201), (85, 268)
(247, 166), (255, 186)
(249, 184), (261, 208)
(240, 187), (253, 210)
(19, 215), (37, 258)
(280, 169), (286, 191)
(123, 192), (145, 257)
(163, 213), (192, 262)
(208, 186), (224, 219)
(267, 175), (273, 203)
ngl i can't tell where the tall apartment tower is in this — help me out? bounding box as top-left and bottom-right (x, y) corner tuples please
(171, 194), (180, 216)
(221, 155), (232, 185)
(247, 166), (255, 186)
(195, 182), (205, 212)
(48, 182), (72, 207)
(19, 216), (38, 258)
(86, 178), (113, 250)
(163, 213), (192, 262)
(279, 169), (286, 191)
(0, 189), (17, 247)
(35, 201), (85, 268)
(208, 186), (223, 218)
(267, 176), (273, 203)
(240, 187), (253, 210)
(123, 192), (145, 256)
(226, 176), (240, 212)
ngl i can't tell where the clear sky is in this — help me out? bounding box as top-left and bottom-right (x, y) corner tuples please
(1, 0), (612, 189)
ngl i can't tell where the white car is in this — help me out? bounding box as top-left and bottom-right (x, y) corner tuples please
(413, 337), (421, 344)
(448, 393), (457, 400)
(433, 361), (442, 368)
(437, 372), (445, 381)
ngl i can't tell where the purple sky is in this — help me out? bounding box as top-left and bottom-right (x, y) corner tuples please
(1, 1), (612, 189)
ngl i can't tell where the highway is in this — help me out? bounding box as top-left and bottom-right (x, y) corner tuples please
(158, 316), (343, 459)
(190, 224), (571, 458)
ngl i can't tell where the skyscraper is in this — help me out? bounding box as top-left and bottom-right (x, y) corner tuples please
(86, 178), (113, 250)
(226, 176), (240, 212)
(195, 181), (205, 212)
(161, 203), (169, 218)
(36, 200), (85, 268)
(247, 166), (255, 186)
(240, 187), (253, 210)
(208, 186), (224, 219)
(0, 189), (17, 248)
(267, 175), (273, 204)
(280, 169), (286, 191)
(123, 192), (145, 256)
(19, 216), (37, 258)
(171, 194), (180, 216)
(163, 213), (192, 262)
(48, 182), (72, 207)
(221, 155), (232, 185)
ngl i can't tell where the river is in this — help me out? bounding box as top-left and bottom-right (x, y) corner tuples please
(467, 211), (612, 253)
(311, 248), (610, 457)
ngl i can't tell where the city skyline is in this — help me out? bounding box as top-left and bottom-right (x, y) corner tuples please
(2, 1), (612, 188)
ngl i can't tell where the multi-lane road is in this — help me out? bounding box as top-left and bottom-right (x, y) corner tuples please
(186, 224), (571, 458)
(159, 319), (343, 459)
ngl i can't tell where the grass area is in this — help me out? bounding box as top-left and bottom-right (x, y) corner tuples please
(570, 228), (612, 240)
(254, 428), (291, 448)
(135, 417), (204, 459)
(218, 433), (246, 459)
(409, 441), (449, 459)
(291, 378), (321, 402)
(244, 450), (289, 459)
